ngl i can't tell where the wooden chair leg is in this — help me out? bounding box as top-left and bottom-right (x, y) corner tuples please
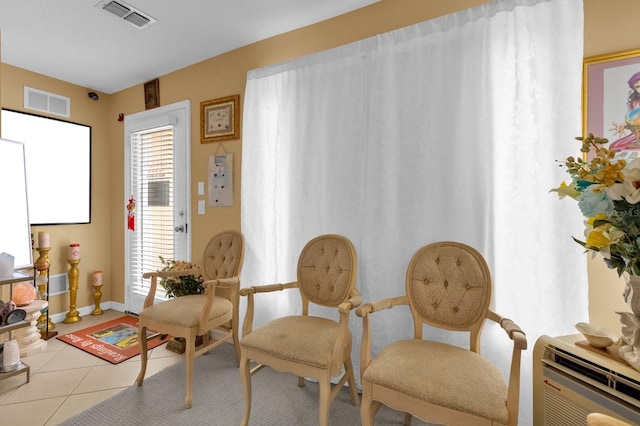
(403, 412), (412, 426)
(232, 328), (241, 365)
(136, 325), (148, 386)
(184, 335), (195, 409)
(344, 356), (360, 406)
(360, 383), (374, 426)
(240, 352), (252, 426)
(318, 377), (331, 426)
(231, 315), (241, 364)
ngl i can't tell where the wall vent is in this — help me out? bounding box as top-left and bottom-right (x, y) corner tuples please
(95, 0), (157, 29)
(48, 273), (69, 296)
(24, 87), (70, 117)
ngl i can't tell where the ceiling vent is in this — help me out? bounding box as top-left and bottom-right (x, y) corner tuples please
(95, 0), (157, 29)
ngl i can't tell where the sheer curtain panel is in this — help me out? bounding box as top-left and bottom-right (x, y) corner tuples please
(241, 0), (585, 423)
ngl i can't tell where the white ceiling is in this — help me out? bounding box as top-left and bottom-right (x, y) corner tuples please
(0, 0), (379, 94)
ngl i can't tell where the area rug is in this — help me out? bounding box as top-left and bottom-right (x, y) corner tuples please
(61, 343), (432, 426)
(57, 316), (169, 364)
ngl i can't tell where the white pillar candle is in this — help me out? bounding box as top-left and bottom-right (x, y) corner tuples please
(38, 231), (50, 248)
(92, 270), (103, 286)
(68, 243), (80, 260)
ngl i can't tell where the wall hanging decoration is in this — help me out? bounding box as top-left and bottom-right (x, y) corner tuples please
(583, 48), (640, 161)
(126, 195), (136, 231)
(144, 78), (160, 110)
(200, 94), (240, 143)
(208, 145), (233, 206)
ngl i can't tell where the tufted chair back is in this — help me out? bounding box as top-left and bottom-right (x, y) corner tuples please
(406, 241), (491, 352)
(203, 230), (244, 279)
(297, 234), (357, 308)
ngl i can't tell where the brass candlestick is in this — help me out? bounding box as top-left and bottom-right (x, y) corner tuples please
(63, 259), (82, 324)
(35, 246), (57, 339)
(91, 285), (104, 316)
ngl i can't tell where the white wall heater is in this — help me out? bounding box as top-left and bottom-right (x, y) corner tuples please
(533, 334), (640, 426)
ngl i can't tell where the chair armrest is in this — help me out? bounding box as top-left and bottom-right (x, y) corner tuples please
(487, 310), (527, 350)
(487, 309), (527, 422)
(203, 276), (240, 290)
(239, 281), (298, 296)
(338, 291), (362, 314)
(356, 295), (408, 380)
(142, 267), (203, 280)
(356, 295), (408, 317)
(240, 281), (298, 337)
(198, 277), (240, 330)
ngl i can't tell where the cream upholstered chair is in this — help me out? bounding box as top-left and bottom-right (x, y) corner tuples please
(239, 234), (361, 426)
(136, 230), (244, 408)
(357, 241), (527, 426)
(587, 413), (634, 426)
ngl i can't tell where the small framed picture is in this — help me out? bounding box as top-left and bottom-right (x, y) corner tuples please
(583, 48), (640, 159)
(200, 95), (240, 143)
(143, 79), (160, 110)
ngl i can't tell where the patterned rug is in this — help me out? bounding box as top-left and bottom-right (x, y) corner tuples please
(57, 315), (169, 364)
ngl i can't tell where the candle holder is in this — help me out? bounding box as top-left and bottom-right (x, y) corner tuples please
(34, 246), (57, 339)
(91, 285), (104, 316)
(63, 259), (82, 324)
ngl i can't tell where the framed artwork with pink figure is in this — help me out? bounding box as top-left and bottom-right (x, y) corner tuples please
(584, 48), (640, 161)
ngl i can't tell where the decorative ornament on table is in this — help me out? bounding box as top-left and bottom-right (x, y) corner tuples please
(11, 281), (36, 306)
(551, 133), (640, 369)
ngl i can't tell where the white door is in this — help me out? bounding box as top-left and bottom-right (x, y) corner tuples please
(124, 100), (191, 314)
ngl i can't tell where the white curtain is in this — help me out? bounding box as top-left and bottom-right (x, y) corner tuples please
(241, 0), (585, 424)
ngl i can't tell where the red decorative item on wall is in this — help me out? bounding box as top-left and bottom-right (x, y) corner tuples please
(126, 196), (136, 231)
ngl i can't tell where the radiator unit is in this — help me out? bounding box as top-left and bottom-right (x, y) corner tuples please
(533, 334), (640, 426)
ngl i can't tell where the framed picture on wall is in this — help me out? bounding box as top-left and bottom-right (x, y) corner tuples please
(200, 95), (240, 143)
(583, 48), (640, 160)
(144, 78), (160, 110)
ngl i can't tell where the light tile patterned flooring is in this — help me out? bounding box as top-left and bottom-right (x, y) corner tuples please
(0, 309), (182, 425)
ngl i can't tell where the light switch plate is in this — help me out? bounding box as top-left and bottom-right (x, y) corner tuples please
(198, 181), (205, 195)
(198, 200), (205, 215)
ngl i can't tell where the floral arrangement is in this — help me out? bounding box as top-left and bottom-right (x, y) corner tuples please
(551, 133), (640, 276)
(158, 256), (204, 298)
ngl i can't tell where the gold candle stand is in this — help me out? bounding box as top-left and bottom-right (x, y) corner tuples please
(35, 247), (57, 339)
(91, 285), (104, 316)
(63, 259), (82, 324)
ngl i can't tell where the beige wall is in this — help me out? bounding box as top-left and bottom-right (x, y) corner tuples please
(0, 0), (636, 321)
(0, 65), (111, 315)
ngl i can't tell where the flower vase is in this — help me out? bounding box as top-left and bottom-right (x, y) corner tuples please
(618, 274), (640, 370)
(625, 274), (640, 318)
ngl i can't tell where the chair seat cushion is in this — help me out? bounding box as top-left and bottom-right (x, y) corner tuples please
(241, 316), (346, 368)
(362, 339), (508, 424)
(140, 295), (232, 328)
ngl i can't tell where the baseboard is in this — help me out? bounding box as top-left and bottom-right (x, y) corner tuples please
(49, 301), (124, 324)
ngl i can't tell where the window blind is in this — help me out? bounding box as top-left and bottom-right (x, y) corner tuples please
(129, 126), (174, 296)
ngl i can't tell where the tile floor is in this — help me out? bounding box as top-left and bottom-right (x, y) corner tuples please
(0, 309), (182, 425)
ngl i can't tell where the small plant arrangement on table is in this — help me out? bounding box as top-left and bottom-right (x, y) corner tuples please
(157, 257), (205, 353)
(158, 257), (205, 298)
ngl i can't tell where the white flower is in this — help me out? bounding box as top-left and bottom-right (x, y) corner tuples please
(606, 158), (640, 204)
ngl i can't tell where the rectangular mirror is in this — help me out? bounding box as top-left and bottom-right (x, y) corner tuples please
(0, 139), (33, 268)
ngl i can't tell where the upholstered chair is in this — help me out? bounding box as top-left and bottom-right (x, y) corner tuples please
(136, 230), (244, 408)
(357, 241), (527, 426)
(239, 234), (361, 426)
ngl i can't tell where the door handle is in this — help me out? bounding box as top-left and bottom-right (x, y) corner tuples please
(175, 225), (185, 233)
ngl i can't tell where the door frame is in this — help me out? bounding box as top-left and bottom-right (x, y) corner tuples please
(123, 100), (191, 314)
